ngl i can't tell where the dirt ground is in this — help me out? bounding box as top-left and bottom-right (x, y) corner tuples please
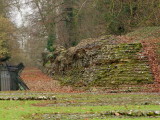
(21, 68), (75, 92)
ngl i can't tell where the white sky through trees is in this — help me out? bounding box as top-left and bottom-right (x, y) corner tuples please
(10, 0), (32, 27)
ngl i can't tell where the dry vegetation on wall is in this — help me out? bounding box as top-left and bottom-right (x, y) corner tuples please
(142, 39), (160, 83)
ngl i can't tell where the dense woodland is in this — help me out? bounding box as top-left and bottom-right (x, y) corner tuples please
(0, 0), (160, 66)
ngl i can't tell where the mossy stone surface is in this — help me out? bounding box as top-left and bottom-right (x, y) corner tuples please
(43, 36), (153, 88)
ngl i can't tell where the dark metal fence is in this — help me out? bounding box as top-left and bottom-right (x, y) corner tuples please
(0, 63), (29, 91)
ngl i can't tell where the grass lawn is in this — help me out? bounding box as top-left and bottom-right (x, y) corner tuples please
(0, 92), (159, 120)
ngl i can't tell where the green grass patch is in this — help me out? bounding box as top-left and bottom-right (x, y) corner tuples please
(0, 92), (159, 120)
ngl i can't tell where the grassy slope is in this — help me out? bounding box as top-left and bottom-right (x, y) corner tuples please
(127, 27), (160, 40)
(0, 92), (160, 120)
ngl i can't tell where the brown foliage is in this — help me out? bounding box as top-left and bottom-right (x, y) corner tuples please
(21, 68), (81, 93)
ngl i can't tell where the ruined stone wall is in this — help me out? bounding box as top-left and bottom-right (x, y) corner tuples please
(43, 35), (153, 87)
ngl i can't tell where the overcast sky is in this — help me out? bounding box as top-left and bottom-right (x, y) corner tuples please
(11, 0), (33, 27)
